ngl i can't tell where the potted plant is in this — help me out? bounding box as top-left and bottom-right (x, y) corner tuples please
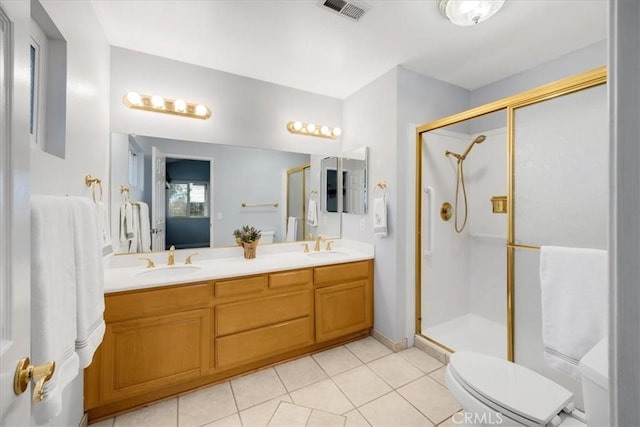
(233, 225), (262, 259)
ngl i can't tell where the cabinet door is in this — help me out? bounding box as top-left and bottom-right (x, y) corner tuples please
(100, 309), (210, 402)
(315, 279), (372, 342)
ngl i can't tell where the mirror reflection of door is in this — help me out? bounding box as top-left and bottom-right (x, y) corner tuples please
(164, 157), (213, 250)
(286, 163), (310, 242)
(342, 158), (366, 214)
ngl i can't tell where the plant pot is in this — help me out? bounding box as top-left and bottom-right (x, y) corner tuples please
(240, 240), (259, 259)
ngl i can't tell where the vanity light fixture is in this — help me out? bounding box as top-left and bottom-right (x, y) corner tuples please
(287, 121), (342, 139)
(439, 0), (506, 26)
(123, 92), (212, 120)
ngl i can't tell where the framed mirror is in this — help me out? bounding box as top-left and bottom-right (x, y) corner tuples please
(341, 146), (368, 215)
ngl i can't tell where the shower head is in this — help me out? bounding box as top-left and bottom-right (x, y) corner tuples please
(473, 135), (486, 144)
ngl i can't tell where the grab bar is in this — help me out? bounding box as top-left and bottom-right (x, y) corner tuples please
(241, 202), (279, 208)
(424, 186), (435, 259)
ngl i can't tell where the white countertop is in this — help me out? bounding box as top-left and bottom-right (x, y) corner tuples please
(105, 239), (374, 294)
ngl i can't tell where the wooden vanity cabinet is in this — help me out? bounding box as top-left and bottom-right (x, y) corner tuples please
(86, 260), (373, 422)
(314, 261), (373, 342)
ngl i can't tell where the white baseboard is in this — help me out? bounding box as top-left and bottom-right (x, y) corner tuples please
(372, 329), (408, 352)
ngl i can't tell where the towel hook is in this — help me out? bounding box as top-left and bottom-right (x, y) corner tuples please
(85, 174), (103, 202)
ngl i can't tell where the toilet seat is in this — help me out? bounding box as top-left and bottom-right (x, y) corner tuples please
(448, 352), (574, 426)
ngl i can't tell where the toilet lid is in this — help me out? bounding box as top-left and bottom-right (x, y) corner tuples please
(449, 352), (573, 425)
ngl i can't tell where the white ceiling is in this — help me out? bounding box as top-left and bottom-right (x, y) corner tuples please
(91, 0), (607, 99)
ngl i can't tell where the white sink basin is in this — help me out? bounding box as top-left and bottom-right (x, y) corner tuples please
(136, 265), (202, 280)
(306, 251), (348, 259)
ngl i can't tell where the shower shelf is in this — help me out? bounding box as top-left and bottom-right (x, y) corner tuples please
(470, 233), (506, 242)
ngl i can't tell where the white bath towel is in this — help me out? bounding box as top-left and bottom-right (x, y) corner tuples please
(539, 246), (608, 380)
(286, 216), (298, 242)
(68, 197), (105, 369)
(95, 201), (113, 255)
(127, 203), (140, 254)
(119, 201), (135, 252)
(136, 202), (151, 253)
(307, 198), (318, 226)
(31, 196), (80, 424)
(373, 195), (387, 237)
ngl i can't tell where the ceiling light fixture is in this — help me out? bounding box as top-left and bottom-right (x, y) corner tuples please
(287, 121), (341, 140)
(122, 92), (212, 120)
(439, 0), (505, 26)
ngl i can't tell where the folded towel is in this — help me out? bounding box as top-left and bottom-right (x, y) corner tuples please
(68, 197), (105, 369)
(95, 201), (113, 256)
(307, 198), (318, 226)
(539, 246), (608, 380)
(373, 195), (387, 237)
(286, 217), (297, 242)
(137, 202), (151, 253)
(31, 196), (80, 424)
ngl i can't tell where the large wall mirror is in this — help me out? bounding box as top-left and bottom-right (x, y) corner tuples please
(110, 133), (341, 253)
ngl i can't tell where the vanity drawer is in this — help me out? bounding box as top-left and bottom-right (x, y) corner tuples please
(214, 275), (267, 299)
(215, 289), (312, 336)
(268, 268), (313, 290)
(314, 260), (371, 287)
(105, 283), (210, 322)
(215, 317), (314, 369)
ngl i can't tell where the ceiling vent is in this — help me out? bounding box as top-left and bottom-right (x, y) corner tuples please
(318, 0), (370, 22)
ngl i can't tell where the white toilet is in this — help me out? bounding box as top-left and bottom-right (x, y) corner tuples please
(445, 338), (608, 426)
(259, 230), (275, 244)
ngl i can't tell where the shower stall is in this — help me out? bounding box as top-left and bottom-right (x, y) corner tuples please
(420, 113), (508, 359)
(415, 65), (608, 405)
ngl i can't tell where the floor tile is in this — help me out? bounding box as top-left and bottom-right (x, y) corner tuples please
(239, 394), (292, 427)
(358, 392), (433, 427)
(367, 353), (425, 388)
(345, 337), (392, 363)
(275, 356), (328, 391)
(429, 366), (448, 388)
(332, 365), (392, 407)
(89, 419), (114, 427)
(114, 399), (177, 427)
(307, 409), (346, 427)
(397, 347), (444, 374)
(178, 381), (237, 427)
(344, 409), (371, 427)
(201, 413), (242, 427)
(230, 368), (287, 410)
(267, 402), (311, 427)
(397, 376), (461, 425)
(313, 346), (363, 377)
(438, 413), (469, 427)
(290, 378), (354, 415)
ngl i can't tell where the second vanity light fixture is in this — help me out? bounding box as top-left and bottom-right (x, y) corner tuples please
(287, 121), (342, 139)
(439, 0), (506, 26)
(123, 92), (212, 120)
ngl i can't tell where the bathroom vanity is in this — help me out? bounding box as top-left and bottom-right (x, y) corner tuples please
(84, 245), (373, 421)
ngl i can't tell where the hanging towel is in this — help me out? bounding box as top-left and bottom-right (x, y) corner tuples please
(68, 197), (105, 369)
(95, 201), (113, 256)
(373, 195), (387, 237)
(127, 204), (140, 254)
(307, 198), (318, 226)
(137, 202), (151, 253)
(119, 201), (135, 252)
(539, 246), (608, 380)
(286, 217), (298, 242)
(31, 196), (80, 424)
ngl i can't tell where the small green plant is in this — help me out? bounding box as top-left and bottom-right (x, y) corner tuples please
(233, 225), (262, 244)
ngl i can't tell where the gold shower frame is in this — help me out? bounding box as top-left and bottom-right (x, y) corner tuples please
(414, 66), (607, 361)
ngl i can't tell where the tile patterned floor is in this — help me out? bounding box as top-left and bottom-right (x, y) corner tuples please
(90, 337), (462, 427)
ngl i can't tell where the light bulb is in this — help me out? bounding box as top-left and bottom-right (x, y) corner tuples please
(151, 95), (165, 109)
(293, 121), (303, 131)
(306, 123), (316, 133)
(126, 91), (142, 106)
(332, 127), (342, 137)
(174, 99), (187, 112)
(439, 0), (505, 26)
(320, 126), (330, 136)
(195, 104), (208, 116)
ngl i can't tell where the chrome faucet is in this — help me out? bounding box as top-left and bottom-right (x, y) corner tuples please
(314, 235), (324, 252)
(168, 245), (175, 266)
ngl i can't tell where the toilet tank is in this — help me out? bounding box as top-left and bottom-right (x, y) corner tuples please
(260, 230), (275, 244)
(578, 338), (609, 427)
